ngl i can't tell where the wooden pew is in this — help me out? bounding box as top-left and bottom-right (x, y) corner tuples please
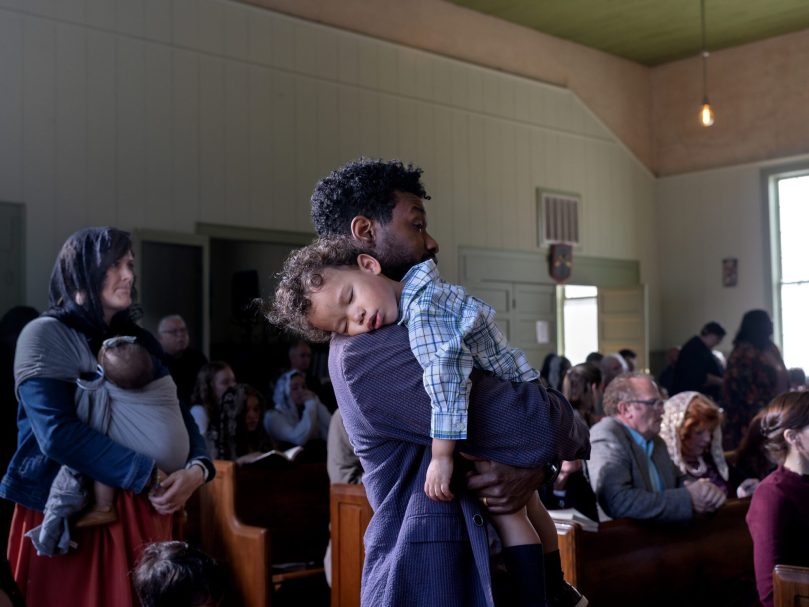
(556, 497), (756, 606)
(330, 484), (373, 607)
(330, 485), (757, 607)
(198, 459), (330, 607)
(773, 564), (809, 607)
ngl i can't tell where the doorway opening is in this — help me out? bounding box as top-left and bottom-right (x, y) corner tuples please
(560, 285), (598, 365)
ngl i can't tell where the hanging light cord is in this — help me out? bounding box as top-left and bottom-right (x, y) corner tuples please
(701, 0), (709, 101)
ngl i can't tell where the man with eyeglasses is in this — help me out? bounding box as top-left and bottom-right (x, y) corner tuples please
(158, 314), (208, 407)
(587, 372), (726, 522)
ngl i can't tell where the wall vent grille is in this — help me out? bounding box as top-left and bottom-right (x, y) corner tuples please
(537, 190), (581, 247)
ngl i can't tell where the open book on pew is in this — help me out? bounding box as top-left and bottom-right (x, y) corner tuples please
(238, 445), (304, 467)
(549, 508), (599, 532)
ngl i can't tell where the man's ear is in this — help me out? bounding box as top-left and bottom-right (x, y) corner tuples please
(357, 253), (382, 275)
(350, 216), (374, 245)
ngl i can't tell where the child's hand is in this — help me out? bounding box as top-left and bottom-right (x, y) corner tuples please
(425, 455), (454, 501)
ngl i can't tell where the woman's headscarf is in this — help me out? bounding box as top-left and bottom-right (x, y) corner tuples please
(46, 227), (155, 356)
(272, 370), (305, 415)
(660, 391), (728, 480)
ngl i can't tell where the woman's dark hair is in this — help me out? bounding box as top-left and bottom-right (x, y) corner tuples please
(733, 309), (773, 350)
(760, 391), (809, 465)
(540, 354), (571, 391)
(216, 383), (274, 459)
(727, 409), (774, 480)
(563, 363), (601, 427)
(310, 157), (430, 238)
(190, 361), (233, 417)
(45, 227), (158, 356)
(132, 541), (226, 607)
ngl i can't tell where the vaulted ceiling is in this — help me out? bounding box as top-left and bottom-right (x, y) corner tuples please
(449, 0), (809, 65)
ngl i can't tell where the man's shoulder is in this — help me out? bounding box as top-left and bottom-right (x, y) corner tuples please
(590, 416), (624, 438)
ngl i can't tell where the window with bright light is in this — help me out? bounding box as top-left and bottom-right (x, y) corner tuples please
(562, 285), (598, 365)
(776, 174), (809, 370)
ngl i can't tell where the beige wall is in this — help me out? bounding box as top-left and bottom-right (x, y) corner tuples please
(652, 29), (809, 176)
(655, 152), (809, 361)
(0, 0), (659, 347)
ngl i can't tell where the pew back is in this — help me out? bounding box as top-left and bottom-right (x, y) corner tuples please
(773, 564), (809, 607)
(557, 498), (756, 607)
(198, 459), (330, 607)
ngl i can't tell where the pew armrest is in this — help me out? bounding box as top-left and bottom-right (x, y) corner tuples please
(330, 483), (372, 607)
(199, 460), (271, 607)
(773, 564), (809, 607)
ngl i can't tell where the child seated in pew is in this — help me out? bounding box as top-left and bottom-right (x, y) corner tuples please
(133, 541), (227, 607)
(270, 236), (587, 607)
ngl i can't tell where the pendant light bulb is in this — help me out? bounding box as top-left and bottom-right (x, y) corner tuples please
(700, 99), (715, 127)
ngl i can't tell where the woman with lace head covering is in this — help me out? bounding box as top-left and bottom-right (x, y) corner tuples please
(0, 227), (213, 607)
(660, 391), (730, 496)
(265, 370), (331, 449)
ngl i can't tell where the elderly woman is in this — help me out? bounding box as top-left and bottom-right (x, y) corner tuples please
(265, 370), (331, 448)
(0, 227), (213, 607)
(746, 392), (809, 607)
(660, 391), (731, 497)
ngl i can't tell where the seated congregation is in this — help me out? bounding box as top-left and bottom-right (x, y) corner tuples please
(2, 160), (808, 607)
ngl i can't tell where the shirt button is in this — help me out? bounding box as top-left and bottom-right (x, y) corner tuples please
(473, 514), (484, 527)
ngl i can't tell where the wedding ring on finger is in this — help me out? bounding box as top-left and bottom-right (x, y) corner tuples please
(482, 496), (489, 508)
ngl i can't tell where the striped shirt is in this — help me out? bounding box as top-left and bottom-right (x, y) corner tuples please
(398, 260), (539, 439)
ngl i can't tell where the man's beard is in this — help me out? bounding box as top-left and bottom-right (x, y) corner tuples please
(376, 247), (436, 281)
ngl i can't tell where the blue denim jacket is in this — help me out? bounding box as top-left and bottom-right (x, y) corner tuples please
(0, 327), (212, 512)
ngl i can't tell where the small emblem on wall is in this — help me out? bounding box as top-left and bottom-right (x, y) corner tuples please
(549, 243), (573, 284)
(722, 258), (738, 287)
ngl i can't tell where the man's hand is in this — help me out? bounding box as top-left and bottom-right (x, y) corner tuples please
(554, 459), (582, 491)
(148, 465), (205, 515)
(685, 478), (726, 513)
(465, 459), (545, 514)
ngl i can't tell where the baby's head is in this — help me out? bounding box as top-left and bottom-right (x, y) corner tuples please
(99, 336), (154, 389)
(269, 236), (403, 342)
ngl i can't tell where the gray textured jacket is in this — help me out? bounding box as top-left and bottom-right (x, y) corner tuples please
(587, 416), (693, 522)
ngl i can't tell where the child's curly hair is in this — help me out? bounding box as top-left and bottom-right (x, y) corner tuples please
(268, 236), (370, 342)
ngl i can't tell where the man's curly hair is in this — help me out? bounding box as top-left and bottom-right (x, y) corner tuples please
(310, 157), (430, 237)
(268, 236), (371, 342)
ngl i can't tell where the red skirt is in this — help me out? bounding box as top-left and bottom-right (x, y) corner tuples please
(7, 490), (173, 607)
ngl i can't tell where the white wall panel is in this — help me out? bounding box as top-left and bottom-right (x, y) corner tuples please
(171, 49), (199, 229)
(199, 55), (226, 225)
(199, 0), (225, 57)
(2, 1), (654, 333)
(55, 24), (87, 233)
(224, 61), (250, 224)
(144, 45), (173, 229)
(85, 30), (117, 229)
(144, 0), (171, 44)
(116, 0), (144, 38)
(22, 16), (57, 304)
(116, 37), (146, 230)
(0, 12), (23, 202)
(248, 66), (273, 227)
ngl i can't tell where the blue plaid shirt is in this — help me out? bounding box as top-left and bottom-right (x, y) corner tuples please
(398, 260), (539, 439)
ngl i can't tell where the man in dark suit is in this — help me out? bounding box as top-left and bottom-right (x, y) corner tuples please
(157, 314), (207, 407)
(672, 321), (726, 401)
(312, 158), (589, 606)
